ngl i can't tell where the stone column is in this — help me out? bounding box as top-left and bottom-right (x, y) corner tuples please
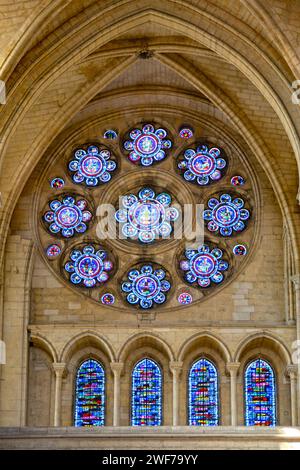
(226, 362), (240, 426)
(52, 362), (66, 427)
(291, 275), (300, 424)
(169, 361), (183, 426)
(110, 362), (123, 426)
(286, 364), (298, 426)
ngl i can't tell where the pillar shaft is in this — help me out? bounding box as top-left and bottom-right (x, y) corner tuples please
(292, 275), (300, 425)
(170, 361), (183, 426)
(287, 365), (298, 426)
(226, 362), (240, 426)
(110, 362), (123, 426)
(52, 362), (66, 427)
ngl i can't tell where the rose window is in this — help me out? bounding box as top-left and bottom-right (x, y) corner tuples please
(38, 119), (255, 310)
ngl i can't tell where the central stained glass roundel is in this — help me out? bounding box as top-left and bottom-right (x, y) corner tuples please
(180, 244), (229, 288)
(136, 134), (159, 155)
(123, 123), (172, 166)
(192, 253), (218, 278)
(68, 145), (117, 186)
(122, 264), (171, 309)
(64, 245), (113, 288)
(115, 187), (179, 243)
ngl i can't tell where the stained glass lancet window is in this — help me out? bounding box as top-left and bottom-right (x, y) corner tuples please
(74, 359), (105, 427)
(131, 358), (162, 426)
(188, 358), (219, 426)
(245, 358), (276, 426)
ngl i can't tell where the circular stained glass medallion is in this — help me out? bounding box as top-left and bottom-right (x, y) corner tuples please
(122, 264), (171, 309)
(64, 245), (113, 288)
(203, 194), (250, 236)
(233, 244), (247, 256)
(68, 145), (117, 186)
(178, 292), (193, 304)
(178, 144), (227, 186)
(50, 178), (65, 189)
(179, 127), (194, 139)
(123, 123), (172, 166)
(43, 195), (93, 238)
(180, 244), (229, 288)
(115, 187), (179, 243)
(46, 244), (61, 258)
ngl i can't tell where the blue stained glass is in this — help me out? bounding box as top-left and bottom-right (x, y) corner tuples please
(178, 144), (227, 185)
(64, 245), (113, 287)
(122, 264), (171, 309)
(115, 187), (179, 243)
(123, 124), (172, 166)
(69, 145), (117, 186)
(74, 359), (105, 427)
(203, 194), (250, 236)
(180, 244), (228, 288)
(245, 359), (276, 427)
(103, 129), (118, 140)
(50, 177), (65, 189)
(189, 358), (219, 426)
(131, 358), (162, 426)
(43, 195), (92, 238)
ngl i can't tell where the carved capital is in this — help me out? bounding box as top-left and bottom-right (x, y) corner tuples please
(226, 362), (241, 376)
(110, 362), (124, 377)
(52, 362), (67, 378)
(286, 364), (298, 379)
(169, 361), (183, 377)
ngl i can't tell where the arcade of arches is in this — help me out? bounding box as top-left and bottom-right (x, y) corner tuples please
(1, 0), (300, 450)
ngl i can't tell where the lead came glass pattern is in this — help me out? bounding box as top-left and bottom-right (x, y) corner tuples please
(115, 187), (179, 243)
(123, 124), (172, 166)
(189, 358), (219, 426)
(74, 359), (105, 427)
(64, 245), (113, 287)
(103, 129), (118, 140)
(46, 244), (61, 258)
(179, 127), (194, 139)
(69, 145), (117, 186)
(122, 264), (171, 309)
(131, 358), (162, 426)
(233, 244), (247, 256)
(50, 177), (65, 189)
(180, 244), (229, 288)
(245, 359), (276, 427)
(178, 144), (227, 186)
(43, 196), (92, 238)
(203, 194), (250, 236)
